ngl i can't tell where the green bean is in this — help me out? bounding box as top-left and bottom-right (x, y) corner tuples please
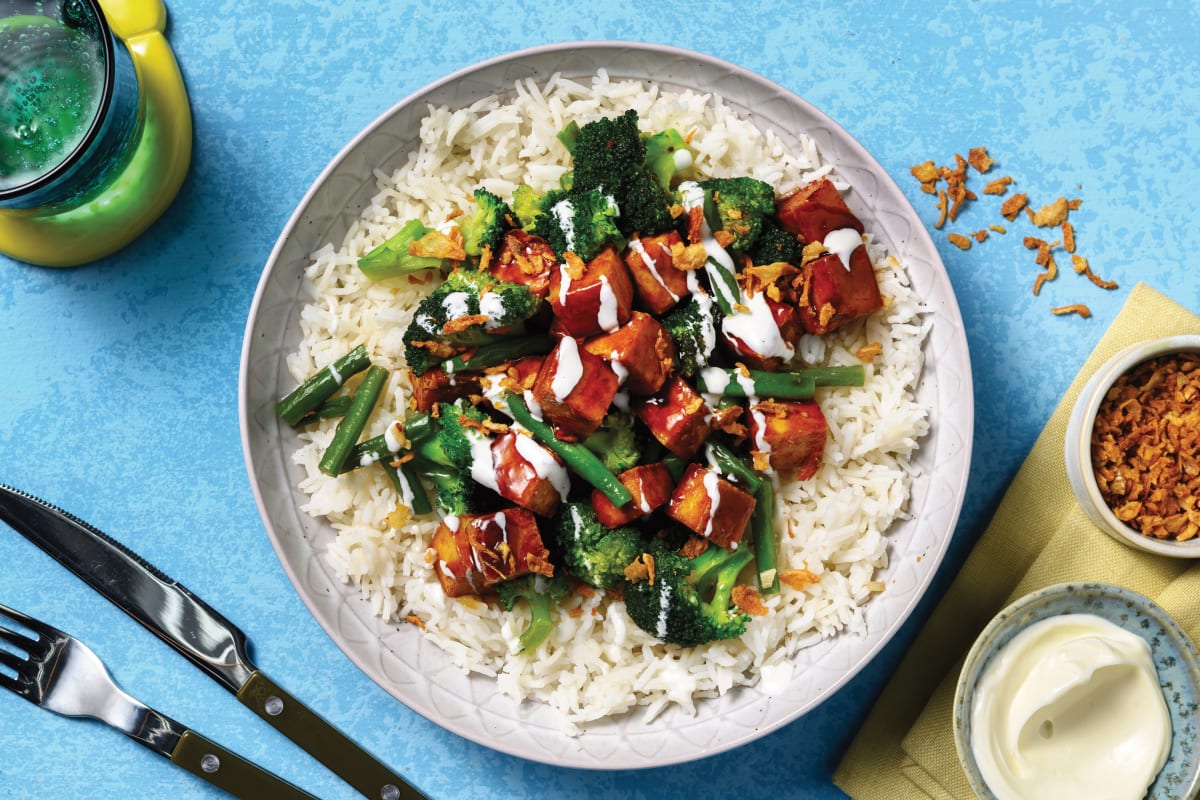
(705, 440), (762, 493)
(752, 480), (779, 594)
(318, 365), (388, 476)
(697, 364), (865, 400)
(275, 344), (371, 427)
(504, 392), (632, 507)
(441, 336), (551, 374)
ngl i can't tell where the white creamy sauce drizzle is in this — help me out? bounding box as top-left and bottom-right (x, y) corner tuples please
(513, 432), (570, 501)
(551, 199), (576, 254)
(750, 407), (774, 475)
(611, 391), (630, 414)
(360, 420), (405, 467)
(701, 469), (722, 540)
(478, 291), (507, 329)
(628, 238), (679, 302)
(550, 336), (584, 401)
(678, 181), (739, 312)
(480, 373), (508, 409)
(441, 291), (472, 322)
(394, 464), (416, 509)
(327, 361), (344, 386)
(468, 432), (500, 493)
(970, 613), (1172, 800)
(823, 227), (862, 272)
(656, 583), (673, 639)
(494, 511), (509, 546)
(698, 366), (730, 395)
(522, 390), (543, 420)
(685, 271), (717, 367)
(608, 352), (629, 386)
(721, 291), (795, 361)
(596, 275), (620, 332)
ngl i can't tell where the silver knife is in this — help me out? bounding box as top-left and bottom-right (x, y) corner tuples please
(0, 484), (426, 800)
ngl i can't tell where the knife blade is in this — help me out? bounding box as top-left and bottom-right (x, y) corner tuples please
(0, 484), (426, 800)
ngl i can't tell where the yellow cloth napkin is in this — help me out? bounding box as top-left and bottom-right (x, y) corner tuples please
(834, 282), (1200, 800)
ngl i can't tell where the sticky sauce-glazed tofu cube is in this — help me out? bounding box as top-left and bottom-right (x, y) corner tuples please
(665, 463), (756, 550)
(487, 229), (557, 297)
(624, 232), (689, 314)
(796, 249), (883, 335)
(583, 311), (676, 396)
(719, 292), (803, 372)
(410, 367), (482, 413)
(776, 177), (865, 243)
(548, 245), (635, 337)
(491, 430), (566, 518)
(634, 376), (711, 458)
(430, 508), (553, 598)
(530, 336), (619, 440)
(747, 399), (827, 480)
(591, 462), (676, 528)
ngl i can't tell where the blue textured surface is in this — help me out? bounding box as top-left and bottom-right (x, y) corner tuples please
(2, 2), (1199, 798)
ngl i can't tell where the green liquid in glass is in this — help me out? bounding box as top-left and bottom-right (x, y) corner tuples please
(0, 14), (106, 191)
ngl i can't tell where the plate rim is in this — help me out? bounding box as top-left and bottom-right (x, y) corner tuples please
(239, 40), (975, 768)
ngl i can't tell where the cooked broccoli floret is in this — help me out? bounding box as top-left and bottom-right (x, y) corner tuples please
(406, 399), (493, 515)
(531, 187), (624, 262)
(662, 296), (719, 376)
(617, 168), (677, 237)
(511, 183), (544, 229)
(357, 219), (455, 280)
(623, 540), (755, 647)
(699, 176), (777, 254)
(581, 410), (641, 473)
(402, 267), (543, 375)
(642, 128), (692, 190)
(554, 502), (645, 590)
(566, 111), (681, 237)
(748, 217), (805, 266)
(496, 573), (571, 653)
(460, 188), (512, 257)
(570, 109), (645, 193)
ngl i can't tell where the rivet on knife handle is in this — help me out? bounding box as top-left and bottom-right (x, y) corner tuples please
(172, 730), (318, 800)
(238, 670), (427, 800)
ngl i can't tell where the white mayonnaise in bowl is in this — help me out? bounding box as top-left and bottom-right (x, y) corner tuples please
(953, 582), (1200, 800)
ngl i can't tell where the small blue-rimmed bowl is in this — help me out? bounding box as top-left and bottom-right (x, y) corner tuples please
(953, 582), (1200, 800)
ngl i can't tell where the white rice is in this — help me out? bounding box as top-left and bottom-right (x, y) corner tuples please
(287, 71), (929, 732)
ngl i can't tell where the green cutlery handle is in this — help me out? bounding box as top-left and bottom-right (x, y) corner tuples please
(237, 669), (426, 800)
(171, 729), (317, 799)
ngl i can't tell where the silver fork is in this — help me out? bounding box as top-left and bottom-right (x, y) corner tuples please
(0, 603), (318, 799)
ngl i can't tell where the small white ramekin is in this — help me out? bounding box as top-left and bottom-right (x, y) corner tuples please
(1063, 334), (1200, 558)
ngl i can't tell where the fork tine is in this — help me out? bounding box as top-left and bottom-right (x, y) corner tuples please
(0, 603), (54, 637)
(0, 670), (23, 694)
(0, 647), (25, 671)
(0, 623), (38, 653)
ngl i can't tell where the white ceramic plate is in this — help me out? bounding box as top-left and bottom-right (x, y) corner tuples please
(239, 42), (973, 768)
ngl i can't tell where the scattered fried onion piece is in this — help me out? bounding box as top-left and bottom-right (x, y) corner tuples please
(856, 342), (883, 362)
(1051, 303), (1092, 317)
(1000, 192), (1028, 221)
(779, 568), (821, 590)
(1026, 196), (1073, 227)
(968, 147), (995, 173)
(732, 585), (770, 616)
(983, 176), (1014, 195)
(947, 233), (972, 250)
